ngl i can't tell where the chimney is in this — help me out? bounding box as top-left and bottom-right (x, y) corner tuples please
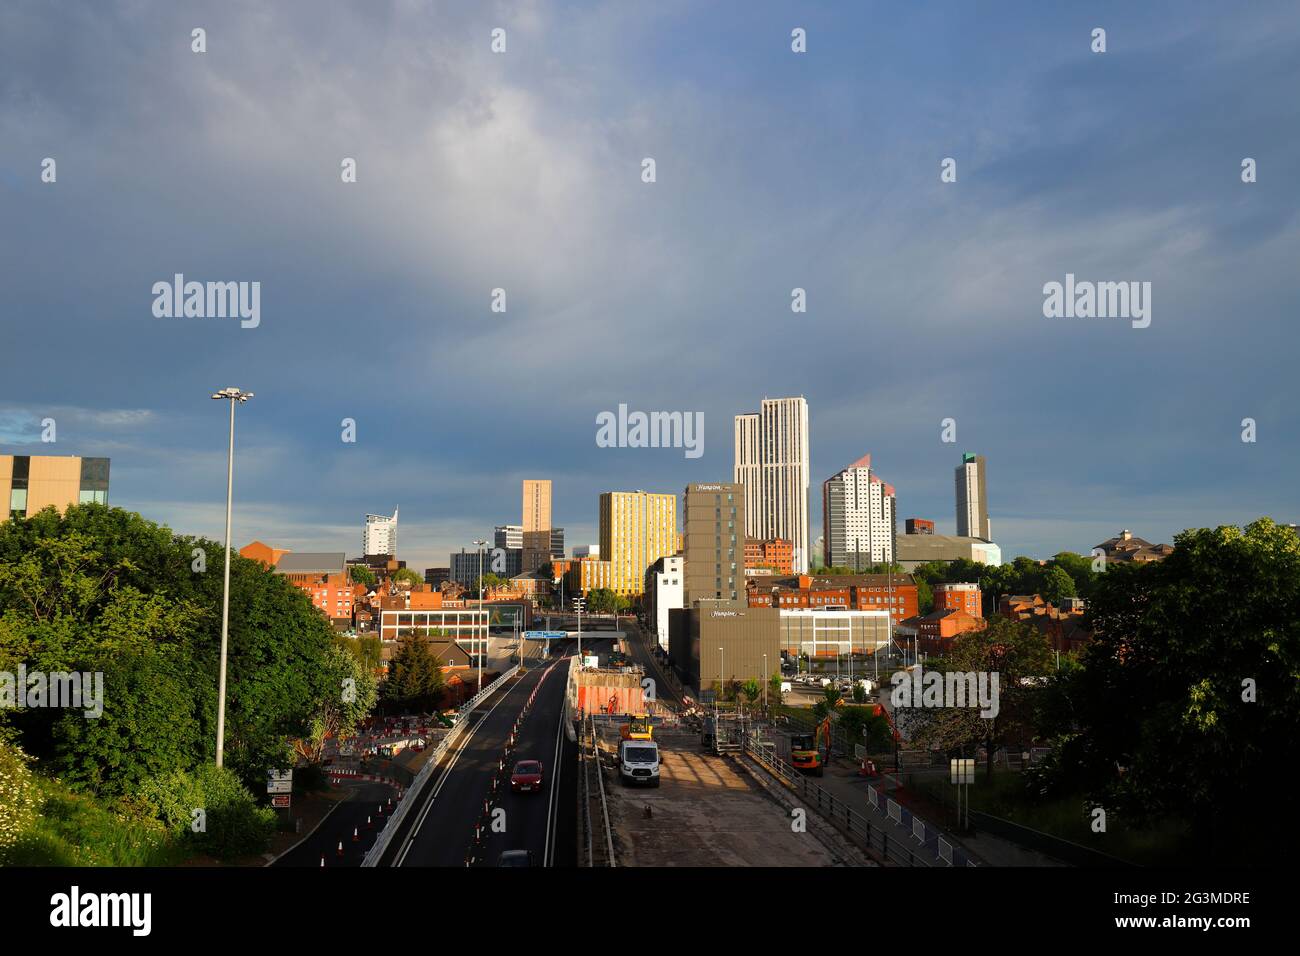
(1120, 529), (1132, 540)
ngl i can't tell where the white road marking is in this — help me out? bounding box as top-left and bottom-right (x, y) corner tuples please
(395, 675), (523, 867)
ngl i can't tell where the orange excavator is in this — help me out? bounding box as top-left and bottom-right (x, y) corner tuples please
(790, 715), (832, 777)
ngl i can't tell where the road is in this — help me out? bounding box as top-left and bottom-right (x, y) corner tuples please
(382, 650), (581, 867)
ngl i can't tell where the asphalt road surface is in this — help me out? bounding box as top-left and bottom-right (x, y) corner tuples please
(384, 654), (578, 867)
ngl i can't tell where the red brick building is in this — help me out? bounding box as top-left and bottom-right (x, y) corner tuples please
(744, 537), (794, 574)
(746, 573), (918, 626)
(999, 593), (1092, 655)
(900, 607), (986, 656)
(934, 581), (982, 618)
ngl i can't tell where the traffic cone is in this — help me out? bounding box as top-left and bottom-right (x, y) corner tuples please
(352, 827), (360, 842)
(320, 855), (326, 867)
(336, 841), (344, 857)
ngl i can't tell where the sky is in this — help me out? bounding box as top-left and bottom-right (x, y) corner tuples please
(2, 0), (1298, 572)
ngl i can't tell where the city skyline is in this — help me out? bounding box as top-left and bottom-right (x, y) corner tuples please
(2, 2), (1297, 573)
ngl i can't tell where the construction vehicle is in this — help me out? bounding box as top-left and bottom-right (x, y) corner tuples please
(789, 715), (832, 776)
(619, 712), (653, 740)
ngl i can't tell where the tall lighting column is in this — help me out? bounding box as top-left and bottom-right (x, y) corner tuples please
(210, 387), (253, 769)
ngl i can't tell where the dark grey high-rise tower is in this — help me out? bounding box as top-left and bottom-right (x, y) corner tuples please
(955, 453), (990, 541)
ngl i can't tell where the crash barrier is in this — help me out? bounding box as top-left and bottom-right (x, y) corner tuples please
(361, 666), (520, 867)
(742, 734), (977, 867)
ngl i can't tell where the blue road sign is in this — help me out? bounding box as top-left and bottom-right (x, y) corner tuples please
(523, 630), (568, 640)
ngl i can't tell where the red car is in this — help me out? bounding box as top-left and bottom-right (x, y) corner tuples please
(510, 759), (544, 793)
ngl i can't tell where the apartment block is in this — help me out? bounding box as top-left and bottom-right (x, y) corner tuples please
(522, 479), (551, 532)
(599, 490), (678, 597)
(934, 581), (982, 618)
(822, 453), (897, 568)
(734, 396), (811, 572)
(1, 454), (110, 521)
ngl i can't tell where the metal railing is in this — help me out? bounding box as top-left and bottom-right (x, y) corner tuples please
(362, 665), (520, 867)
(580, 714), (616, 867)
(742, 733), (944, 867)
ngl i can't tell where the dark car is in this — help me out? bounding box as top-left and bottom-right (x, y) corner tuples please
(497, 849), (534, 867)
(510, 759), (544, 793)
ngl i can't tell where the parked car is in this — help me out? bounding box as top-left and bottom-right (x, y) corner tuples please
(497, 849), (534, 867)
(510, 759), (544, 793)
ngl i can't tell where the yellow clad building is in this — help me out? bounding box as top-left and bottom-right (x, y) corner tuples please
(598, 490), (678, 597)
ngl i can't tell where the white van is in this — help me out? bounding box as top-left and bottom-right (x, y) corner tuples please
(618, 739), (661, 787)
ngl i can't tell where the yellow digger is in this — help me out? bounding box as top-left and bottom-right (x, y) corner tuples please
(619, 712), (653, 740)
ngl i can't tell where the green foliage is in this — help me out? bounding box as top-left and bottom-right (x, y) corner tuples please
(138, 764), (276, 861)
(1035, 519), (1300, 857)
(0, 504), (367, 862)
(0, 729), (40, 851)
(297, 643), (379, 762)
(767, 672), (784, 706)
(584, 588), (630, 614)
(1, 774), (181, 867)
(741, 678), (761, 704)
(391, 567), (422, 587)
(382, 636), (446, 710)
(911, 615), (1052, 774)
(349, 565), (377, 586)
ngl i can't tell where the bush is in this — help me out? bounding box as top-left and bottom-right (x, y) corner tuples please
(1, 779), (178, 867)
(0, 732), (41, 852)
(139, 764), (275, 861)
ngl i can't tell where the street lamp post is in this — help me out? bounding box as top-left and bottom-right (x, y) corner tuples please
(474, 539), (487, 692)
(573, 596), (585, 665)
(210, 387), (253, 769)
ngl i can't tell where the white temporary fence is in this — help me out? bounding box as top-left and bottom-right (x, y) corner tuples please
(887, 798), (902, 823)
(938, 837), (954, 865)
(361, 666), (520, 867)
(913, 817), (925, 843)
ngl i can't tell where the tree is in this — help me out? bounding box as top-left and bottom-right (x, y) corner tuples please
(349, 565), (377, 586)
(296, 644), (378, 763)
(1047, 551), (1097, 599)
(1037, 566), (1077, 605)
(910, 615), (1052, 779)
(382, 636), (446, 711)
(767, 672), (784, 706)
(1036, 519), (1300, 859)
(585, 588), (622, 615)
(0, 504), (349, 796)
(741, 679), (762, 706)
(391, 567), (422, 587)
(473, 572), (511, 593)
(812, 684), (843, 723)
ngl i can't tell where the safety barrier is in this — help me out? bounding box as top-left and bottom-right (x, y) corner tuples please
(742, 734), (946, 867)
(361, 666), (520, 867)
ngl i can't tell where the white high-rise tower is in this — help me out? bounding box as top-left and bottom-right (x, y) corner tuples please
(364, 507), (399, 558)
(822, 454), (896, 569)
(734, 396), (810, 573)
